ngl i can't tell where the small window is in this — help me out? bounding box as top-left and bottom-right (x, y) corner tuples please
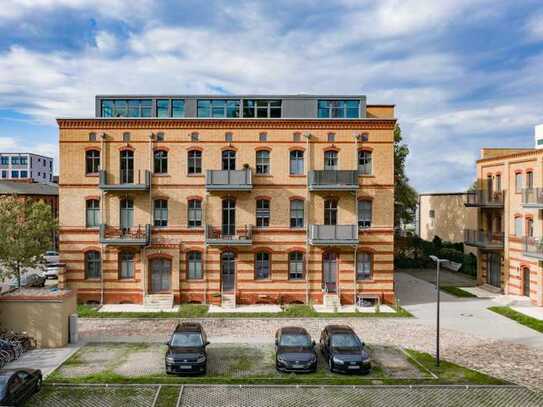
(358, 150), (372, 175)
(496, 174), (501, 192)
(188, 199), (202, 228)
(190, 132), (199, 142)
(85, 251), (101, 279)
(255, 252), (270, 279)
(324, 199), (338, 225)
(225, 132), (233, 142)
(259, 132), (267, 142)
(256, 150), (270, 175)
(1, 170), (7, 178)
(153, 150), (168, 174)
(0, 157), (8, 165)
(324, 151), (338, 170)
(327, 133), (335, 143)
(156, 132), (165, 142)
(156, 99), (169, 117)
(515, 173), (523, 193)
(187, 251), (203, 280)
(86, 199), (100, 227)
(290, 199), (304, 228)
(357, 253), (372, 280)
(11, 171), (19, 178)
(222, 150), (236, 170)
(527, 218), (534, 238)
(123, 132), (131, 142)
(293, 133), (301, 142)
(153, 199), (168, 227)
(20, 170), (28, 178)
(429, 209), (435, 219)
(256, 199), (270, 228)
(514, 216), (523, 236)
(358, 200), (372, 229)
(188, 150), (202, 174)
(289, 150), (304, 175)
(289, 251), (304, 280)
(172, 100), (185, 117)
(89, 132), (97, 142)
(119, 252), (134, 279)
(527, 171), (534, 189)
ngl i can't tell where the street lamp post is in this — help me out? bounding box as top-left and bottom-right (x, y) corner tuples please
(429, 255), (449, 368)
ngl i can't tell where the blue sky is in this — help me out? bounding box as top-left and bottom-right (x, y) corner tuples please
(0, 0), (542, 192)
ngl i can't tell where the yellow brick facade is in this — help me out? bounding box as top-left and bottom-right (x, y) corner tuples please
(58, 112), (396, 305)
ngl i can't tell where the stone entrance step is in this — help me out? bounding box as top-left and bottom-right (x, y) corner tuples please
(143, 294), (174, 309)
(323, 293), (340, 307)
(221, 293), (236, 309)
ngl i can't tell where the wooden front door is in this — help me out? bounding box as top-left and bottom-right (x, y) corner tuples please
(150, 258), (171, 293)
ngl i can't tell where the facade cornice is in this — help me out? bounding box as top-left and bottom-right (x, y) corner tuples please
(477, 149), (541, 164)
(56, 118), (397, 130)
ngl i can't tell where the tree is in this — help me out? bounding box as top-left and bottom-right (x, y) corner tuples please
(0, 196), (57, 288)
(394, 125), (418, 228)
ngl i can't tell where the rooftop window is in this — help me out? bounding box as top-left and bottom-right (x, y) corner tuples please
(318, 100), (360, 118)
(243, 99), (281, 118)
(197, 99), (240, 118)
(101, 99), (152, 117)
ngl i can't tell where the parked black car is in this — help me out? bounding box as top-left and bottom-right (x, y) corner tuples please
(0, 368), (42, 406)
(165, 323), (209, 375)
(275, 327), (317, 373)
(319, 325), (371, 374)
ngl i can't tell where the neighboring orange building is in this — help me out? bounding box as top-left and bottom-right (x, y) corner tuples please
(465, 141), (543, 306)
(0, 180), (58, 219)
(58, 95), (395, 307)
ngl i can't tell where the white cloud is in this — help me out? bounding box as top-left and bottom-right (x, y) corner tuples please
(525, 10), (543, 41)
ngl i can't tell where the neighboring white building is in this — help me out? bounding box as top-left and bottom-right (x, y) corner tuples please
(0, 153), (54, 184)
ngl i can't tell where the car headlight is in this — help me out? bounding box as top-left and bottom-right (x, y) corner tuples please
(332, 356), (345, 365)
(196, 355), (206, 363)
(166, 356), (175, 363)
(277, 356), (288, 364)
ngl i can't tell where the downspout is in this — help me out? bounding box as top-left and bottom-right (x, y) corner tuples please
(354, 133), (359, 306)
(145, 133), (154, 300)
(203, 193), (208, 305)
(100, 132), (106, 305)
(304, 132), (311, 305)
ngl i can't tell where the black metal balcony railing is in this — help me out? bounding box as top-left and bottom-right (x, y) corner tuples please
(308, 170), (358, 191)
(98, 170), (151, 192)
(465, 190), (504, 207)
(464, 229), (504, 249)
(523, 236), (543, 259)
(522, 188), (543, 208)
(206, 169), (252, 191)
(99, 224), (151, 246)
(308, 224), (359, 246)
(205, 224), (253, 245)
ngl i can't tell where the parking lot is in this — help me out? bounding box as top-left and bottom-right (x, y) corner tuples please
(28, 384), (543, 407)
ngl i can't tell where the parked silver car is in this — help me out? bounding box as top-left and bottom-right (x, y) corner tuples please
(43, 251), (59, 264)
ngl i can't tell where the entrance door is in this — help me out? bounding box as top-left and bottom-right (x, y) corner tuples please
(323, 252), (337, 292)
(222, 199), (235, 236)
(150, 258), (171, 293)
(486, 253), (501, 288)
(523, 268), (531, 297)
(120, 198), (133, 232)
(221, 252), (235, 292)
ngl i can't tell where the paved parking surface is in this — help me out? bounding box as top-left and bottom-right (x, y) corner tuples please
(27, 384), (543, 407)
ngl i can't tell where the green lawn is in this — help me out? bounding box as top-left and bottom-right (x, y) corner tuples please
(488, 306), (543, 333)
(77, 304), (412, 319)
(440, 286), (477, 298)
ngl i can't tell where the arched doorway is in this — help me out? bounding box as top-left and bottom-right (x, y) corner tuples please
(221, 251), (236, 292)
(323, 252), (337, 293)
(523, 268), (531, 297)
(150, 257), (171, 293)
(486, 253), (501, 288)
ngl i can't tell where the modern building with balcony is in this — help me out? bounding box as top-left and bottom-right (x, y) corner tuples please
(464, 125), (543, 307)
(58, 94), (395, 306)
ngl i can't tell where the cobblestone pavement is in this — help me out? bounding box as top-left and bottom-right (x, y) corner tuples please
(79, 317), (543, 390)
(26, 384), (543, 407)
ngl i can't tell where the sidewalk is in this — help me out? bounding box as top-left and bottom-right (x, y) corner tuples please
(5, 345), (79, 377)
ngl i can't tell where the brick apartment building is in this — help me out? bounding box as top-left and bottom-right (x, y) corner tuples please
(465, 126), (543, 306)
(58, 95), (395, 306)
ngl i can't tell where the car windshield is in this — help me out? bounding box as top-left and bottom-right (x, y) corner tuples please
(331, 333), (361, 348)
(279, 334), (311, 347)
(170, 332), (203, 347)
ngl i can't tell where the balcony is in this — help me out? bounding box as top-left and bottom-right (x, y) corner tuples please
(523, 236), (543, 260)
(98, 170), (151, 192)
(308, 170), (358, 192)
(206, 169), (252, 191)
(522, 188), (543, 208)
(205, 224), (253, 246)
(308, 224), (359, 246)
(465, 189), (504, 208)
(99, 224), (151, 246)
(464, 229), (504, 250)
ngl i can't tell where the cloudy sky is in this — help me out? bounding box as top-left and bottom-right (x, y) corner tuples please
(0, 0), (542, 192)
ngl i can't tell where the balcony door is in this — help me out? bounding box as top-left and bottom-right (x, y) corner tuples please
(120, 150), (134, 184)
(486, 253), (501, 288)
(120, 198), (134, 232)
(221, 251), (235, 292)
(523, 268), (531, 297)
(222, 199), (236, 236)
(150, 258), (171, 293)
(323, 252), (337, 293)
(222, 150), (236, 171)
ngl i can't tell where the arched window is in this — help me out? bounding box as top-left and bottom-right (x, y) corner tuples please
(358, 200), (372, 229)
(153, 199), (168, 227)
(120, 150), (134, 183)
(153, 150), (168, 174)
(256, 199), (270, 228)
(187, 251), (203, 280)
(288, 252), (304, 280)
(187, 150), (202, 174)
(290, 199), (304, 228)
(85, 150), (100, 174)
(358, 150), (372, 175)
(85, 251), (101, 279)
(289, 150), (304, 175)
(255, 252), (270, 280)
(188, 199), (202, 228)
(324, 199), (338, 225)
(324, 151), (338, 171)
(357, 252), (372, 280)
(222, 150), (236, 170)
(256, 150), (270, 174)
(86, 199), (100, 227)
